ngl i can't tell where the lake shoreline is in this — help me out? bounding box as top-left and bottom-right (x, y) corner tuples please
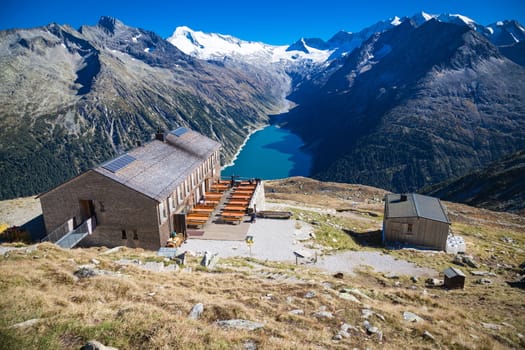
(221, 124), (268, 170)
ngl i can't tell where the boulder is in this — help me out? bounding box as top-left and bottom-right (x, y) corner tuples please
(403, 311), (424, 323)
(74, 267), (98, 279)
(189, 303), (204, 320)
(462, 255), (479, 268)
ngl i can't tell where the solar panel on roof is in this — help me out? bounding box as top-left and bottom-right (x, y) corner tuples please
(171, 127), (189, 137)
(102, 154), (136, 173)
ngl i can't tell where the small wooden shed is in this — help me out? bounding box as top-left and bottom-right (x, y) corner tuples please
(443, 267), (466, 289)
(383, 193), (450, 250)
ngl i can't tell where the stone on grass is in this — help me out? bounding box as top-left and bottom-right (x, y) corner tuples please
(244, 339), (257, 350)
(10, 318), (41, 328)
(403, 311), (424, 323)
(305, 291), (316, 299)
(288, 309), (304, 315)
(74, 267), (98, 279)
(313, 311), (334, 319)
(80, 340), (118, 350)
(339, 292), (361, 303)
(423, 330), (435, 341)
(481, 322), (501, 330)
(462, 255), (479, 268)
(363, 320), (383, 341)
(189, 303), (204, 320)
(476, 278), (493, 284)
(215, 319), (264, 331)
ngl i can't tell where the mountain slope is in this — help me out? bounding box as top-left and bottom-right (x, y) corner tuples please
(421, 150), (525, 214)
(0, 17), (286, 199)
(283, 19), (525, 193)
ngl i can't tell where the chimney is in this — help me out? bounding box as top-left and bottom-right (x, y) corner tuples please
(155, 127), (165, 142)
(400, 194), (408, 202)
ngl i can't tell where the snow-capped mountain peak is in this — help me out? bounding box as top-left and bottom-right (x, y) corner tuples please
(167, 26), (332, 64)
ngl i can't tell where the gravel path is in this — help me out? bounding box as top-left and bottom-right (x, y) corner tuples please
(182, 218), (437, 277)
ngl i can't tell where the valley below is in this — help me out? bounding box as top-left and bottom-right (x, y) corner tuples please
(1, 177), (524, 349)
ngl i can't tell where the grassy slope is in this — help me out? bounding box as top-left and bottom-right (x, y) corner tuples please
(1, 177), (524, 349)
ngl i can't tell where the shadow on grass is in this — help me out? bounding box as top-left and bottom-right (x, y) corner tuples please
(343, 229), (383, 247)
(22, 214), (46, 242)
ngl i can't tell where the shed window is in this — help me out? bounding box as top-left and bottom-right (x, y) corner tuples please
(407, 224), (413, 233)
(121, 230), (127, 239)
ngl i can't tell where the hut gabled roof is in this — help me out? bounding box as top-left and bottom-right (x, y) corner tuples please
(384, 193), (450, 224)
(93, 128), (221, 202)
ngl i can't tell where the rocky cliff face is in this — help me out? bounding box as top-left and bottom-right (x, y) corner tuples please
(0, 17), (286, 199)
(283, 20), (525, 193)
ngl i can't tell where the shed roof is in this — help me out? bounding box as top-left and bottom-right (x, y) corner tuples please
(94, 128), (221, 202)
(384, 193), (450, 224)
(443, 267), (466, 278)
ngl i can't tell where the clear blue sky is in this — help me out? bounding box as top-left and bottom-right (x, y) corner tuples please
(1, 0), (524, 45)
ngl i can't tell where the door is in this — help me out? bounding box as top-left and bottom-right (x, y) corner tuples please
(173, 213), (187, 237)
(79, 199), (95, 222)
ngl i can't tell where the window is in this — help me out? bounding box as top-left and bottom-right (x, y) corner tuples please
(177, 186), (183, 204)
(133, 230), (138, 240)
(121, 230), (127, 239)
(169, 196), (175, 212)
(185, 179), (190, 193)
(407, 224), (413, 233)
(159, 202), (167, 222)
(98, 201), (105, 212)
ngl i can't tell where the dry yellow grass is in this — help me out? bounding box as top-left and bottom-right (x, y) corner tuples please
(1, 177), (524, 349)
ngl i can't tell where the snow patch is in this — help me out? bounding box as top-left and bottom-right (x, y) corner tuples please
(451, 14), (475, 26)
(486, 27), (494, 34)
(131, 34), (142, 43)
(421, 11), (434, 21)
(391, 16), (401, 26)
(496, 21), (504, 26)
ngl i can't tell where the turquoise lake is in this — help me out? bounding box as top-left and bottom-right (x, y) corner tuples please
(221, 124), (312, 180)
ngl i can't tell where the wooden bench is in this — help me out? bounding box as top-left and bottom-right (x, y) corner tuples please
(190, 208), (214, 214)
(223, 205), (247, 212)
(231, 190), (253, 195)
(186, 219), (207, 227)
(221, 212), (245, 219)
(187, 213), (209, 220)
(227, 200), (249, 206)
(195, 204), (216, 209)
(230, 195), (251, 200)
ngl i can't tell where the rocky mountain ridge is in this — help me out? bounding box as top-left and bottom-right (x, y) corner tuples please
(1, 13), (524, 206)
(282, 19), (525, 193)
(0, 17), (288, 199)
